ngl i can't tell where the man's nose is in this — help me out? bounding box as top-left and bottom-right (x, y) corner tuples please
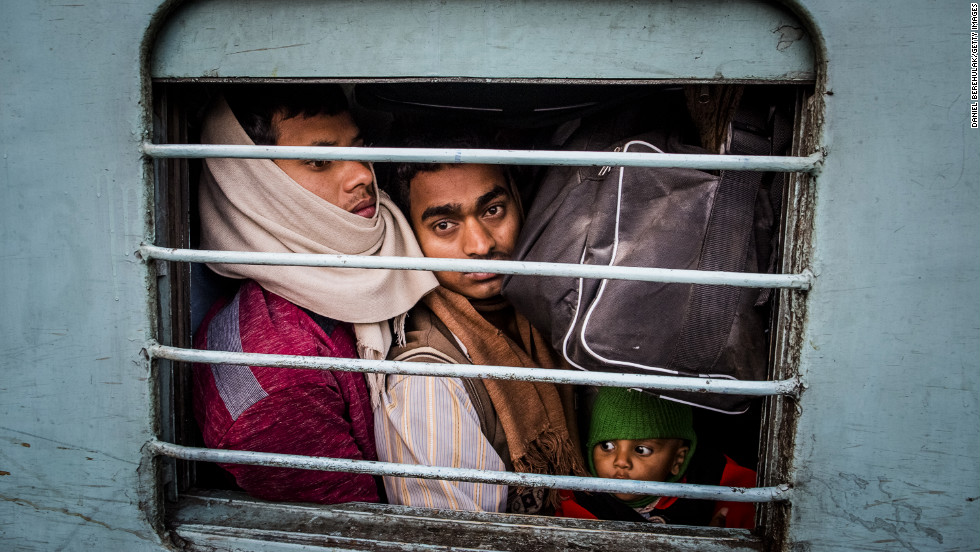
(462, 220), (495, 257)
(340, 160), (374, 194)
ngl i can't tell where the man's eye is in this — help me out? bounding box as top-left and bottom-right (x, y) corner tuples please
(485, 204), (504, 217)
(634, 445), (653, 456)
(598, 441), (616, 452)
(433, 221), (454, 232)
(306, 159), (330, 169)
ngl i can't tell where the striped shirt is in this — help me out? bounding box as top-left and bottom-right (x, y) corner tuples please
(374, 374), (508, 512)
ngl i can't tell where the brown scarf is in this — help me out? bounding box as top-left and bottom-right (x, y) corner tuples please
(424, 287), (586, 506)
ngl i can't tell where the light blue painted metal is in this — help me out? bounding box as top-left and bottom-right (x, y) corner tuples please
(784, 4), (980, 551)
(147, 441), (791, 502)
(151, 0), (815, 82)
(140, 244), (814, 290)
(0, 1), (163, 550)
(142, 143), (825, 172)
(1, 1), (977, 551)
(147, 342), (801, 396)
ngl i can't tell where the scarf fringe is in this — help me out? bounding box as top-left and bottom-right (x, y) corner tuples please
(511, 429), (587, 509)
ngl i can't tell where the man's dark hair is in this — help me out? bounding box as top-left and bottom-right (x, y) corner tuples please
(225, 84), (350, 145)
(390, 124), (503, 213)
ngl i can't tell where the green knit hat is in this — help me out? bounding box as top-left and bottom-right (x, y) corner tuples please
(586, 387), (698, 483)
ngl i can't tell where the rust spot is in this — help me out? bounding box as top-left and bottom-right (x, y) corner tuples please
(0, 471), (10, 476)
(20, 443), (30, 448)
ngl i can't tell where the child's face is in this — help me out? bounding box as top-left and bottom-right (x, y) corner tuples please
(592, 438), (689, 501)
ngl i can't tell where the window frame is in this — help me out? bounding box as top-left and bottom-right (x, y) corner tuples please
(148, 78), (817, 551)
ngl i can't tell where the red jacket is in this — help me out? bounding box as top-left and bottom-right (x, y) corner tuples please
(193, 280), (379, 504)
(555, 455), (757, 529)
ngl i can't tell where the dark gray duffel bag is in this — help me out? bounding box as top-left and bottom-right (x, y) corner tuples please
(502, 98), (788, 413)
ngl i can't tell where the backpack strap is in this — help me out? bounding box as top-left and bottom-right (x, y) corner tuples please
(459, 377), (512, 471)
(389, 306), (512, 470)
(666, 97), (775, 380)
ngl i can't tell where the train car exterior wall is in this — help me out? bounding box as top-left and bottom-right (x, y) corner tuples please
(1, 1), (977, 550)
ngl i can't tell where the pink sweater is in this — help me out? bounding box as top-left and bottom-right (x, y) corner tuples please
(193, 280), (379, 504)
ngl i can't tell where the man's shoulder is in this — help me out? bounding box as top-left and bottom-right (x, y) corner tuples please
(195, 279), (356, 393)
(382, 306), (511, 470)
(389, 303), (470, 365)
(208, 280), (354, 357)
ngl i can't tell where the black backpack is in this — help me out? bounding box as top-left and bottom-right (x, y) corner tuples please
(502, 93), (791, 413)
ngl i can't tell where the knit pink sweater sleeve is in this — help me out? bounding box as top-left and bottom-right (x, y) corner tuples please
(215, 380), (379, 504)
(193, 280), (379, 505)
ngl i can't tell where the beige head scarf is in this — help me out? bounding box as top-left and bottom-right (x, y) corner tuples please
(198, 96), (438, 364)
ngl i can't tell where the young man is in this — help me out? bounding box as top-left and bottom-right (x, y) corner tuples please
(192, 85), (438, 504)
(374, 131), (585, 514)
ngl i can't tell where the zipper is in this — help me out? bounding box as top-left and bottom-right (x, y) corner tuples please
(597, 146), (622, 177)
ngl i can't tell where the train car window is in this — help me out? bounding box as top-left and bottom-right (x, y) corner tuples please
(146, 2), (818, 550)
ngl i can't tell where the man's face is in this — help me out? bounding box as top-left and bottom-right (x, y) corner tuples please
(408, 164), (521, 300)
(592, 438), (689, 501)
(272, 111), (376, 218)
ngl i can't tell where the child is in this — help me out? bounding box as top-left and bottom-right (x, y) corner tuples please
(555, 387), (757, 528)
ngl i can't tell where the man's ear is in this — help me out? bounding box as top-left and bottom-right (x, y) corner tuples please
(670, 445), (690, 476)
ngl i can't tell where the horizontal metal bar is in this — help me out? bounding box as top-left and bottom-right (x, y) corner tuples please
(147, 440), (791, 503)
(153, 76), (816, 85)
(139, 244), (813, 290)
(142, 143), (822, 173)
(147, 342), (800, 396)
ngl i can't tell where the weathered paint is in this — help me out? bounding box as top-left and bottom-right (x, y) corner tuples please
(169, 491), (762, 551)
(0, 1), (163, 550)
(786, 3), (980, 551)
(151, 0), (815, 82)
(0, 1), (977, 552)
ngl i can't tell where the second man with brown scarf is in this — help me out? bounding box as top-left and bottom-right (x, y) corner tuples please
(374, 129), (586, 514)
